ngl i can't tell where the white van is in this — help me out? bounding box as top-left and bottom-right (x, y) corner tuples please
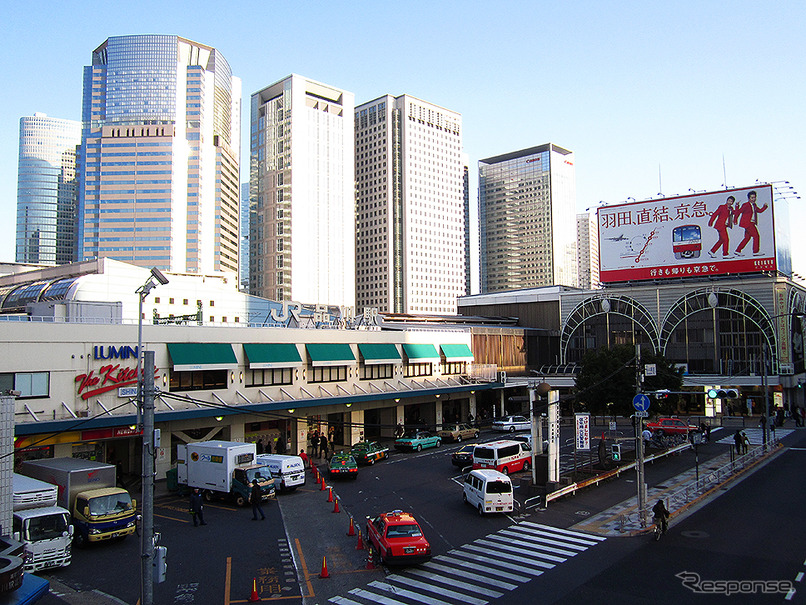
(472, 440), (531, 474)
(463, 469), (513, 515)
(255, 454), (306, 492)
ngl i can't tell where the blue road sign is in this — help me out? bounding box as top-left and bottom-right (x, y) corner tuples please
(632, 393), (651, 412)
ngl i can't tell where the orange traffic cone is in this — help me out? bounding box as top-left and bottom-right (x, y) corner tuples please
(356, 529), (365, 550)
(320, 476), (326, 491)
(347, 517), (356, 536)
(319, 556), (330, 578)
(327, 486), (333, 503)
(366, 546), (376, 570)
(333, 496), (340, 513)
(248, 577), (260, 602)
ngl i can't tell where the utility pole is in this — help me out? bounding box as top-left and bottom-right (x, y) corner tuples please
(141, 349), (156, 605)
(635, 344), (647, 526)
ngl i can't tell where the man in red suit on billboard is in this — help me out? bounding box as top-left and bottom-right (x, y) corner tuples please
(708, 195), (735, 258)
(733, 190), (768, 256)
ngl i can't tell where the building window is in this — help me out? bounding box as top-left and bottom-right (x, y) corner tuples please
(310, 366), (347, 383)
(404, 363), (432, 378)
(0, 372), (49, 398)
(441, 361), (466, 376)
(247, 368), (292, 387)
(360, 364), (393, 380)
(168, 370), (227, 392)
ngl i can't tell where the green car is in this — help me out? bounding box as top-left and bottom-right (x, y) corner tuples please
(328, 452), (358, 479)
(394, 430), (441, 452)
(350, 441), (390, 465)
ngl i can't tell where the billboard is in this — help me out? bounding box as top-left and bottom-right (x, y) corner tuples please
(598, 185), (776, 283)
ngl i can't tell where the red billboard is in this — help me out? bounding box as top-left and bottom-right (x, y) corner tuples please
(598, 185), (776, 283)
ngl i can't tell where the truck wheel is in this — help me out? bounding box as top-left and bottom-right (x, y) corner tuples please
(74, 532), (86, 548)
(235, 494), (246, 507)
(463, 493), (468, 504)
(203, 490), (214, 503)
(478, 504), (484, 516)
(501, 466), (509, 475)
(523, 460), (531, 472)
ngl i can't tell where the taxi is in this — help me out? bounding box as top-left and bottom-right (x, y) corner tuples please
(328, 452), (358, 479)
(365, 510), (431, 565)
(394, 430), (441, 452)
(350, 441), (390, 465)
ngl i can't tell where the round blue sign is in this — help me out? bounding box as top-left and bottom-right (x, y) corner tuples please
(632, 393), (651, 412)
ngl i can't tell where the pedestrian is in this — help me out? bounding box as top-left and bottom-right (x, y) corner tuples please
(395, 423), (404, 438)
(320, 434), (329, 460)
(276, 434), (285, 455)
(467, 413), (474, 426)
(256, 438), (265, 454)
(299, 449), (309, 466)
(250, 479), (265, 521)
(189, 488), (206, 526)
(733, 429), (743, 456)
(642, 427), (652, 453)
(311, 431), (320, 458)
(741, 431), (750, 455)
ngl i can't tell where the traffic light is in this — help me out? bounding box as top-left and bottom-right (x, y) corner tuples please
(153, 545), (167, 583)
(611, 443), (622, 462)
(707, 388), (739, 399)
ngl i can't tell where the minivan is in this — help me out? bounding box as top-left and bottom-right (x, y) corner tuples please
(472, 440), (531, 474)
(255, 454), (306, 491)
(463, 469), (513, 515)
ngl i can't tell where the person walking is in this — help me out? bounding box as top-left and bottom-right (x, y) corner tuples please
(276, 434), (285, 455)
(189, 488), (206, 526)
(264, 438), (272, 455)
(311, 431), (320, 458)
(256, 438), (265, 454)
(250, 479), (265, 521)
(733, 429), (743, 456)
(319, 434), (329, 460)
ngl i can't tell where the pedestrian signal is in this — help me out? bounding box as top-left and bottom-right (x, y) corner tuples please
(611, 443), (622, 462)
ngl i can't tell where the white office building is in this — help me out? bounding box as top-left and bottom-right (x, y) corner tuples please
(576, 212), (600, 289)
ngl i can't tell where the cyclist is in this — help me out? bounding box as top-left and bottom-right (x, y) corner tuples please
(652, 499), (670, 538)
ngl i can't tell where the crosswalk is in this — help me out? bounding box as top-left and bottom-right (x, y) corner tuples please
(329, 521), (605, 605)
(716, 427), (793, 446)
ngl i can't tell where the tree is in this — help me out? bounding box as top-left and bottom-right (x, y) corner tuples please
(574, 344), (683, 417)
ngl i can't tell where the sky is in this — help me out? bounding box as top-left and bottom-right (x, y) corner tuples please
(2, 0), (805, 287)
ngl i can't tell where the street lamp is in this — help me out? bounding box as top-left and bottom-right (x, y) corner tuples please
(136, 268), (168, 605)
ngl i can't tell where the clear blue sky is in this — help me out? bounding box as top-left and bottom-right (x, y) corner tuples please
(3, 0), (804, 283)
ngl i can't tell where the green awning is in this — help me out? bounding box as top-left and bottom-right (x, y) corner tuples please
(401, 343), (440, 361)
(358, 343), (401, 365)
(167, 343), (237, 372)
(440, 344), (474, 362)
(243, 343), (302, 369)
(306, 343), (356, 367)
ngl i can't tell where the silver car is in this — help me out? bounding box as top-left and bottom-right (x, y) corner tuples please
(492, 415), (530, 432)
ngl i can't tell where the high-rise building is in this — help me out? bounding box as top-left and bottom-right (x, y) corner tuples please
(479, 144), (577, 292)
(576, 212), (600, 289)
(16, 113), (81, 265)
(79, 35), (241, 274)
(250, 75), (355, 307)
(240, 182), (249, 291)
(354, 95), (465, 314)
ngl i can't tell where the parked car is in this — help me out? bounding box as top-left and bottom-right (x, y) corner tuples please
(366, 510), (431, 565)
(451, 444), (476, 468)
(328, 452), (358, 479)
(492, 415), (531, 432)
(646, 417), (700, 436)
(394, 430), (441, 452)
(350, 441), (390, 465)
(437, 423), (479, 442)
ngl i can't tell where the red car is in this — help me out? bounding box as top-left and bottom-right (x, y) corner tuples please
(646, 417), (700, 436)
(366, 510), (431, 565)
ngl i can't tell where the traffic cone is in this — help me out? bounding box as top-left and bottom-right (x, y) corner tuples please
(333, 496), (340, 513)
(347, 517), (356, 536)
(320, 476), (326, 491)
(327, 486), (333, 503)
(248, 577), (260, 602)
(319, 556), (330, 578)
(366, 546), (376, 570)
(356, 529), (365, 550)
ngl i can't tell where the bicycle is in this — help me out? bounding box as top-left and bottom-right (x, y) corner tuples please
(652, 513), (668, 541)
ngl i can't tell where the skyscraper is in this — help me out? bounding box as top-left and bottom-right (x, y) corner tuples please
(16, 113), (81, 265)
(79, 35), (241, 274)
(576, 212), (600, 289)
(354, 95), (465, 314)
(250, 75), (355, 307)
(479, 144), (577, 292)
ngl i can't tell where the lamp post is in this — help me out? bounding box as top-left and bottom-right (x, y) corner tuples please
(136, 268), (168, 605)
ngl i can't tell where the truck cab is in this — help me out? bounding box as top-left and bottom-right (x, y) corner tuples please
(231, 465), (275, 506)
(73, 487), (137, 546)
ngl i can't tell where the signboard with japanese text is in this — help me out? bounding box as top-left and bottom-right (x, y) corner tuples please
(575, 413), (591, 451)
(598, 186), (776, 283)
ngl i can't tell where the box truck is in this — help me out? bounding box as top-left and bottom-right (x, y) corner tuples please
(256, 454), (306, 492)
(20, 458), (137, 548)
(12, 474), (73, 571)
(177, 441), (275, 506)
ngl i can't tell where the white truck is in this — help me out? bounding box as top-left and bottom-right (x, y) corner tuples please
(256, 454), (306, 492)
(177, 441), (275, 506)
(12, 474), (73, 572)
(20, 458), (137, 548)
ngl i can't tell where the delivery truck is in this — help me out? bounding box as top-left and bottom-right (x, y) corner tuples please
(12, 474), (73, 572)
(20, 458), (137, 548)
(256, 454), (306, 492)
(177, 441), (275, 506)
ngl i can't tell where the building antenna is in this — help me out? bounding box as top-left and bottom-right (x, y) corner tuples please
(658, 164), (663, 196)
(722, 154), (728, 189)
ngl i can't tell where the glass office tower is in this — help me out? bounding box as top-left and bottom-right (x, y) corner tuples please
(479, 144), (578, 292)
(79, 35), (241, 274)
(16, 114), (81, 265)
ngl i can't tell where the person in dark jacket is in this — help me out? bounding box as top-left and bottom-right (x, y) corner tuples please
(250, 480), (265, 520)
(319, 434), (329, 460)
(189, 488), (206, 526)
